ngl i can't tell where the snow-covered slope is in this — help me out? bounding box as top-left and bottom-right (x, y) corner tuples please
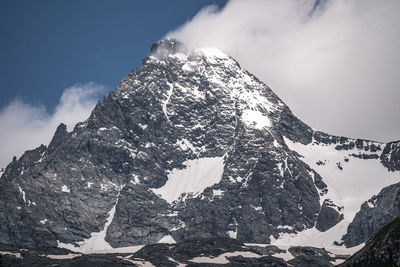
(151, 156), (225, 203)
(285, 136), (397, 222)
(267, 134), (399, 248)
(269, 135), (399, 248)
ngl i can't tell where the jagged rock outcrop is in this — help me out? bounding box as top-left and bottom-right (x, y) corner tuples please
(381, 140), (400, 171)
(316, 199), (344, 232)
(343, 182), (400, 247)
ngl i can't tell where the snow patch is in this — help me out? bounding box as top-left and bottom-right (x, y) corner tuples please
(117, 256), (156, 267)
(177, 138), (196, 152)
(162, 82), (174, 121)
(325, 243), (365, 258)
(241, 109), (271, 129)
(0, 251), (22, 258)
(40, 219), (48, 224)
(212, 189), (224, 197)
(273, 139), (280, 147)
(277, 162), (284, 177)
(131, 174), (140, 184)
(253, 206), (263, 212)
(45, 253), (81, 259)
(61, 185), (70, 193)
(270, 222), (351, 248)
(167, 257), (186, 267)
(277, 225), (293, 231)
(138, 123), (147, 130)
(158, 235), (176, 244)
(17, 184), (26, 203)
(182, 63), (193, 72)
(189, 251), (260, 264)
(227, 229), (237, 239)
(81, 245), (143, 255)
(272, 249), (294, 261)
(152, 157), (225, 203)
(367, 198), (377, 208)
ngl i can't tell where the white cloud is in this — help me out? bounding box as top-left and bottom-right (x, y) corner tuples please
(168, 0), (400, 142)
(0, 82), (105, 168)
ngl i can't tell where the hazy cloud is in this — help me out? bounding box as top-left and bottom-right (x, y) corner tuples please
(0, 83), (105, 168)
(168, 0), (400, 142)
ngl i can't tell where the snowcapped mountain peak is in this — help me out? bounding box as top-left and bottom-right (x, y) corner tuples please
(0, 39), (398, 256)
(121, 39), (287, 136)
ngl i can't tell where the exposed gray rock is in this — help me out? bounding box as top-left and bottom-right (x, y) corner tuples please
(381, 140), (400, 171)
(316, 199), (344, 232)
(287, 246), (337, 267)
(48, 123), (68, 154)
(343, 182), (400, 247)
(107, 183), (176, 246)
(248, 244), (286, 256)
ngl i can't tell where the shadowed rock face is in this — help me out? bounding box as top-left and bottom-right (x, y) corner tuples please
(343, 183), (400, 247)
(340, 217), (400, 267)
(316, 199), (344, 232)
(0, 39), (397, 251)
(381, 141), (400, 171)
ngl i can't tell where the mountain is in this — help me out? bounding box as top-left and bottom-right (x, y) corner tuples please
(0, 39), (399, 256)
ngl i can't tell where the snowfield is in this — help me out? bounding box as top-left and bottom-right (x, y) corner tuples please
(276, 136), (400, 248)
(152, 157), (225, 203)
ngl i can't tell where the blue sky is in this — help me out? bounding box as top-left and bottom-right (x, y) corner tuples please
(0, 0), (227, 110)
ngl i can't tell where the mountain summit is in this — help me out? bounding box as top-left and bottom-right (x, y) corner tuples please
(0, 39), (399, 253)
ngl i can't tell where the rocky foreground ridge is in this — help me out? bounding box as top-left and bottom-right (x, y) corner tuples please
(0, 237), (351, 266)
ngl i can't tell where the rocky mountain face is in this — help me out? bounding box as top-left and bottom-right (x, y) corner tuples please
(381, 141), (400, 172)
(343, 182), (400, 247)
(0, 39), (399, 255)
